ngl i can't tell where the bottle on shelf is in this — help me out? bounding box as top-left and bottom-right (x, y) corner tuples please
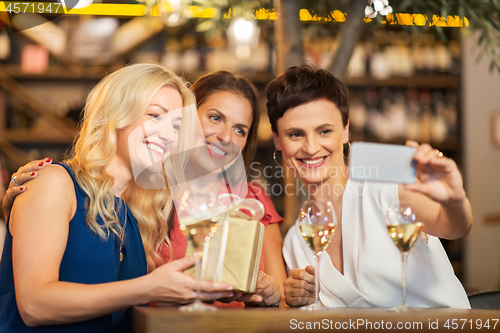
(405, 88), (420, 142)
(349, 96), (368, 141)
(417, 89), (432, 143)
(389, 91), (408, 139)
(430, 91), (448, 144)
(161, 39), (182, 73)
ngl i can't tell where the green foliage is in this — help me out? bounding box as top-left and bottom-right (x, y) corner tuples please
(191, 0), (273, 38)
(399, 0), (500, 72)
(188, 0), (500, 72)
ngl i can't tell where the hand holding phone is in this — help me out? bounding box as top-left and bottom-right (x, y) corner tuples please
(349, 142), (417, 184)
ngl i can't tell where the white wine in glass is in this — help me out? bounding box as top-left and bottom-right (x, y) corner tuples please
(177, 192), (225, 311)
(387, 222), (424, 253)
(298, 200), (337, 311)
(300, 224), (336, 254)
(386, 200), (424, 312)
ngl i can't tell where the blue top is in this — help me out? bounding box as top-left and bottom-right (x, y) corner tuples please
(0, 163), (148, 333)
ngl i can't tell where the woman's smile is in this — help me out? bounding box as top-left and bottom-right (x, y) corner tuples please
(205, 142), (228, 159)
(296, 155), (329, 168)
(144, 140), (166, 157)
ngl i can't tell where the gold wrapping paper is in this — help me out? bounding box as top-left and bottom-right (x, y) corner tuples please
(184, 217), (264, 292)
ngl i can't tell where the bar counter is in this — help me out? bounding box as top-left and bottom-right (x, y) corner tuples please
(133, 306), (500, 332)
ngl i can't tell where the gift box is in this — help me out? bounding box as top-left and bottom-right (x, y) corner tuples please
(184, 198), (265, 293)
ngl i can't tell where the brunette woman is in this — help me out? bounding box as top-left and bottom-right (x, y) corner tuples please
(266, 65), (472, 308)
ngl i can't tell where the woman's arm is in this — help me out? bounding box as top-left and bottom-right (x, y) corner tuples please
(398, 142), (473, 240)
(262, 223), (287, 306)
(11, 165), (233, 327)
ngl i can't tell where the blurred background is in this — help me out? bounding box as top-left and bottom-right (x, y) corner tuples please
(0, 0), (499, 295)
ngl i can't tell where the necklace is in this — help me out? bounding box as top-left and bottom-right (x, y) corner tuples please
(118, 207), (127, 262)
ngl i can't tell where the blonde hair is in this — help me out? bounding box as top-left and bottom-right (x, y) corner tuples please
(67, 63), (195, 271)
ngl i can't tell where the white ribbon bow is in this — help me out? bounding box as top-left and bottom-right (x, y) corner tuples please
(217, 193), (265, 221)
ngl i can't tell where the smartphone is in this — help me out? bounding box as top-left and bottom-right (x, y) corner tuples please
(349, 142), (417, 184)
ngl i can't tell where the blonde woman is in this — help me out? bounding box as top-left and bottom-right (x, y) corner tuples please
(0, 64), (233, 333)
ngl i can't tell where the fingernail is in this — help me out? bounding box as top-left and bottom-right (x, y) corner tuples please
(38, 162), (44, 167)
(227, 293), (234, 297)
(31, 172), (36, 176)
(226, 286), (233, 290)
(20, 186), (25, 191)
(45, 158), (52, 163)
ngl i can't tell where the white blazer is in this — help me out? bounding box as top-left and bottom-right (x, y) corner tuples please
(283, 179), (470, 308)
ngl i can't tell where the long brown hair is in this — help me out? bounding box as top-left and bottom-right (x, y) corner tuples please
(190, 71), (260, 173)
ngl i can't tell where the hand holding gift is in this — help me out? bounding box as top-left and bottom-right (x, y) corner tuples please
(240, 271), (281, 307)
(184, 194), (268, 293)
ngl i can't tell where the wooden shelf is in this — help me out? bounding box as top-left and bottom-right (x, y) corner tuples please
(0, 128), (76, 144)
(0, 64), (115, 81)
(184, 72), (460, 89)
(181, 71), (274, 85)
(351, 136), (460, 151)
(1, 65), (459, 89)
(0, 67), (460, 148)
(346, 74), (459, 89)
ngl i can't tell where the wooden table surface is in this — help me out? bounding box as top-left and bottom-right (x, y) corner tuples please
(133, 306), (500, 332)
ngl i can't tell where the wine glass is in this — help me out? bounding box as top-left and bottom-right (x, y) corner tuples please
(385, 199), (424, 312)
(298, 200), (338, 310)
(177, 191), (227, 311)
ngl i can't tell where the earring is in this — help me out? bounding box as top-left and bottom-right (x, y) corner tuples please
(343, 142), (351, 159)
(273, 149), (281, 166)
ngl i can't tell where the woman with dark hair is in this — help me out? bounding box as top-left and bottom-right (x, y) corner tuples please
(266, 64), (472, 308)
(159, 71), (285, 307)
(3, 70), (286, 308)
(190, 71), (260, 173)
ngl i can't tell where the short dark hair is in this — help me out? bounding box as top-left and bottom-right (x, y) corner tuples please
(190, 71), (260, 173)
(265, 64), (349, 135)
